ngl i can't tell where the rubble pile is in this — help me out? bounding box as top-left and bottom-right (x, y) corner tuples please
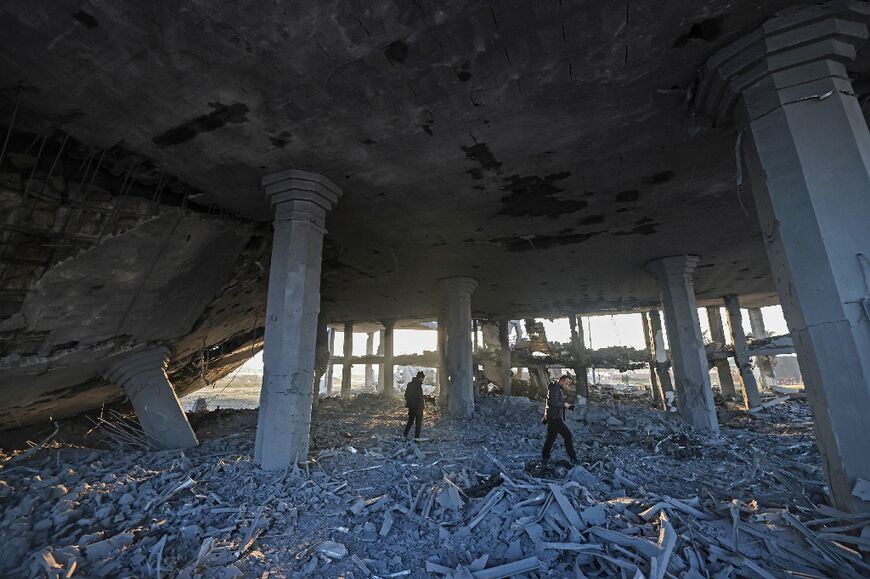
(1, 393), (868, 578)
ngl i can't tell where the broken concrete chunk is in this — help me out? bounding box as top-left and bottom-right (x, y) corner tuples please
(83, 531), (135, 562)
(315, 541), (348, 560)
(851, 478), (870, 501)
(436, 483), (463, 511)
(350, 497), (366, 515)
(580, 504), (606, 526)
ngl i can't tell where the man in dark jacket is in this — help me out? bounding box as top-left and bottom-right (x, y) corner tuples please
(542, 375), (578, 464)
(403, 370), (425, 439)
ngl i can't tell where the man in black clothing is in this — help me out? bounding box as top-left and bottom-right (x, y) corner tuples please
(542, 375), (578, 464)
(403, 370), (425, 439)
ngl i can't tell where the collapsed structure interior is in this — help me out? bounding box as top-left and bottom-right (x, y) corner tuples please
(2, 0), (870, 577)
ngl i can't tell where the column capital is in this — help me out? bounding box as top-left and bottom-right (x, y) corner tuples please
(695, 0), (870, 125)
(645, 255), (700, 279)
(438, 276), (479, 297)
(262, 169), (343, 222)
(380, 319), (397, 331)
(104, 346), (169, 385)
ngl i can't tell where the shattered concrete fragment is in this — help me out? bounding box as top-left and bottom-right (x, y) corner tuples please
(315, 541), (348, 560)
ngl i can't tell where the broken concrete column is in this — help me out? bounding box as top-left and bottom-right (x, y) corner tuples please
(648, 309), (676, 413)
(705, 306), (738, 399)
(640, 312), (662, 406)
(646, 256), (719, 434)
(364, 331), (375, 390)
(312, 315), (329, 414)
(341, 321), (353, 399)
(104, 347), (198, 450)
(498, 320), (511, 395)
(748, 307), (776, 389)
(439, 277), (477, 417)
(254, 169), (341, 470)
(437, 314), (448, 406)
(325, 328), (335, 395)
(697, 1), (870, 510)
(723, 296), (762, 410)
(382, 320), (395, 397)
(376, 329), (385, 392)
(568, 315), (590, 402)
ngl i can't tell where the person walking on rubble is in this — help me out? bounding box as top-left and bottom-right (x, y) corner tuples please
(541, 375), (578, 465)
(403, 370), (425, 440)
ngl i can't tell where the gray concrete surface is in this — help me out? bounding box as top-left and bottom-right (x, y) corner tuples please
(439, 277), (478, 417)
(254, 170), (341, 470)
(698, 0), (870, 511)
(723, 295), (762, 409)
(103, 347), (198, 450)
(647, 256), (719, 434)
(706, 306), (737, 399)
(748, 307), (777, 389)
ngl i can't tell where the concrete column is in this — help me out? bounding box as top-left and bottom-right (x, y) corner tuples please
(254, 169), (341, 470)
(376, 329), (385, 392)
(437, 314), (448, 406)
(104, 347), (198, 450)
(646, 256), (719, 434)
(705, 306), (738, 399)
(325, 328), (335, 395)
(697, 2), (870, 509)
(748, 307), (776, 389)
(640, 312), (662, 406)
(568, 315), (590, 401)
(382, 320), (395, 397)
(364, 331), (375, 390)
(312, 315), (329, 414)
(649, 309), (676, 412)
(341, 321), (353, 398)
(723, 296), (762, 409)
(438, 277), (477, 417)
(498, 320), (512, 396)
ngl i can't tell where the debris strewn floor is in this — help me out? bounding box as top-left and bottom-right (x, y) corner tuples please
(2, 389), (869, 578)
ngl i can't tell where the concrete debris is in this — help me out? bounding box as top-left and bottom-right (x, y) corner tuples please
(0, 389), (868, 577)
(852, 478), (870, 502)
(316, 541), (348, 559)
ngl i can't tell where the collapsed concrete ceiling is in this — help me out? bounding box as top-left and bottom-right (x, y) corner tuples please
(2, 0), (837, 323)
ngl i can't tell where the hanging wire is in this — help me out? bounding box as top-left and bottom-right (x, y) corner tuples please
(21, 135), (47, 198)
(0, 87), (22, 165)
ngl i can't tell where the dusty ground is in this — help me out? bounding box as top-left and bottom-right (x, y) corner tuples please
(1, 387), (868, 578)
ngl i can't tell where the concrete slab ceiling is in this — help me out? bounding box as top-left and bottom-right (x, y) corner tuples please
(4, 0), (866, 325)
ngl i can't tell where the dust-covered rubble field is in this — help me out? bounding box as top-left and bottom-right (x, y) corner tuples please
(2, 388), (868, 578)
